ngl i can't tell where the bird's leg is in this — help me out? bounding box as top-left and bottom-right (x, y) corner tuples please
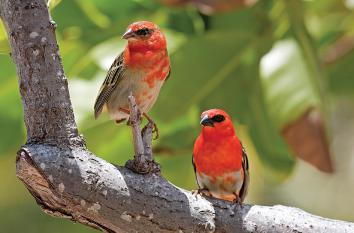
(119, 108), (156, 136)
(227, 204), (235, 217)
(119, 107), (133, 125)
(233, 193), (243, 209)
(119, 107), (131, 114)
(115, 119), (126, 124)
(142, 112), (159, 140)
(119, 106), (158, 139)
(192, 188), (212, 198)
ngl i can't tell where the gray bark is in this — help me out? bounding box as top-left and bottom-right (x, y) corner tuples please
(125, 94), (160, 174)
(16, 144), (354, 233)
(1, 0), (354, 232)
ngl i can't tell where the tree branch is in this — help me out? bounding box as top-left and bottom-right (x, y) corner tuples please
(15, 144), (354, 233)
(125, 94), (160, 174)
(2, 0), (354, 232)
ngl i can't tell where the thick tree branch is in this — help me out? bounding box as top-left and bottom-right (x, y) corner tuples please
(2, 0), (354, 232)
(16, 144), (354, 233)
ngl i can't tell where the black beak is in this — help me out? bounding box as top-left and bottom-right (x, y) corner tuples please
(122, 28), (135, 39)
(200, 115), (214, 127)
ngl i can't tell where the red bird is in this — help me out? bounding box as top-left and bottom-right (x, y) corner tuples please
(193, 109), (250, 203)
(94, 21), (170, 136)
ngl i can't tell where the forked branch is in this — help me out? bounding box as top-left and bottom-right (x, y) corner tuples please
(125, 94), (160, 174)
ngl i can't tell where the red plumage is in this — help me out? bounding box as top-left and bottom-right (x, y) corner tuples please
(193, 109), (249, 202)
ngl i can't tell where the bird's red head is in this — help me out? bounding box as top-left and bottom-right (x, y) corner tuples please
(199, 109), (236, 139)
(122, 21), (167, 52)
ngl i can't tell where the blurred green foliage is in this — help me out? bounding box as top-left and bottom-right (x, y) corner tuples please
(1, 0), (354, 232)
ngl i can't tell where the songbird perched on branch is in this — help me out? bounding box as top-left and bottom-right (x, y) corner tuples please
(192, 109), (250, 203)
(94, 21), (170, 138)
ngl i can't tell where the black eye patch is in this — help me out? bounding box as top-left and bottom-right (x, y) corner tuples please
(135, 28), (152, 36)
(211, 114), (225, 123)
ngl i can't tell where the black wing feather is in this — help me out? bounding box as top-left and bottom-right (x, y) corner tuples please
(192, 155), (202, 188)
(165, 66), (171, 81)
(239, 145), (250, 203)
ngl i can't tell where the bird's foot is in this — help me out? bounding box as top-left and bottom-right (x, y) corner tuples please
(119, 107), (158, 139)
(116, 118), (126, 124)
(192, 188), (212, 199)
(223, 194), (243, 216)
(119, 107), (134, 126)
(227, 204), (235, 217)
(232, 194), (244, 209)
(119, 107), (131, 115)
(142, 113), (159, 140)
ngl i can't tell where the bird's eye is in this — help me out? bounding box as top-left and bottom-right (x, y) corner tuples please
(135, 28), (152, 36)
(212, 114), (225, 123)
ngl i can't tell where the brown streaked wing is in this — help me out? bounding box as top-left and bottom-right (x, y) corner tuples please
(94, 52), (125, 119)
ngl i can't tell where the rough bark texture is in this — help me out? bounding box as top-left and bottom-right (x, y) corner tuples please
(125, 94), (160, 174)
(16, 144), (354, 233)
(1, 0), (354, 232)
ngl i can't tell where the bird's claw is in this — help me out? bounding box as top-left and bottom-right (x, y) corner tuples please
(233, 195), (244, 209)
(142, 113), (159, 140)
(227, 204), (235, 216)
(116, 118), (126, 124)
(119, 108), (159, 139)
(151, 122), (159, 140)
(192, 188), (212, 199)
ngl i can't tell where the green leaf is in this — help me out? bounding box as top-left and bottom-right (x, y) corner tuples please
(153, 31), (254, 121)
(327, 51), (354, 95)
(75, 0), (111, 29)
(201, 54), (295, 176)
(0, 20), (10, 55)
(153, 32), (294, 176)
(154, 107), (199, 155)
(47, 0), (62, 11)
(260, 39), (319, 129)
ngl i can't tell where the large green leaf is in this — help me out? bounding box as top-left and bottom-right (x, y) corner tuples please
(153, 32), (294, 175)
(0, 19), (10, 55)
(327, 51), (354, 95)
(201, 53), (295, 176)
(153, 31), (255, 120)
(260, 39), (319, 128)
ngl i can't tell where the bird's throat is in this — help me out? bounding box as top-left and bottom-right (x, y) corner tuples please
(124, 46), (168, 69)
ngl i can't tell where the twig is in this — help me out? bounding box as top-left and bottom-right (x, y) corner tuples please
(142, 122), (160, 173)
(125, 94), (160, 174)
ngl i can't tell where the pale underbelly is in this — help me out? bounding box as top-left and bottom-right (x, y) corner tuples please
(106, 78), (164, 120)
(196, 170), (244, 199)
